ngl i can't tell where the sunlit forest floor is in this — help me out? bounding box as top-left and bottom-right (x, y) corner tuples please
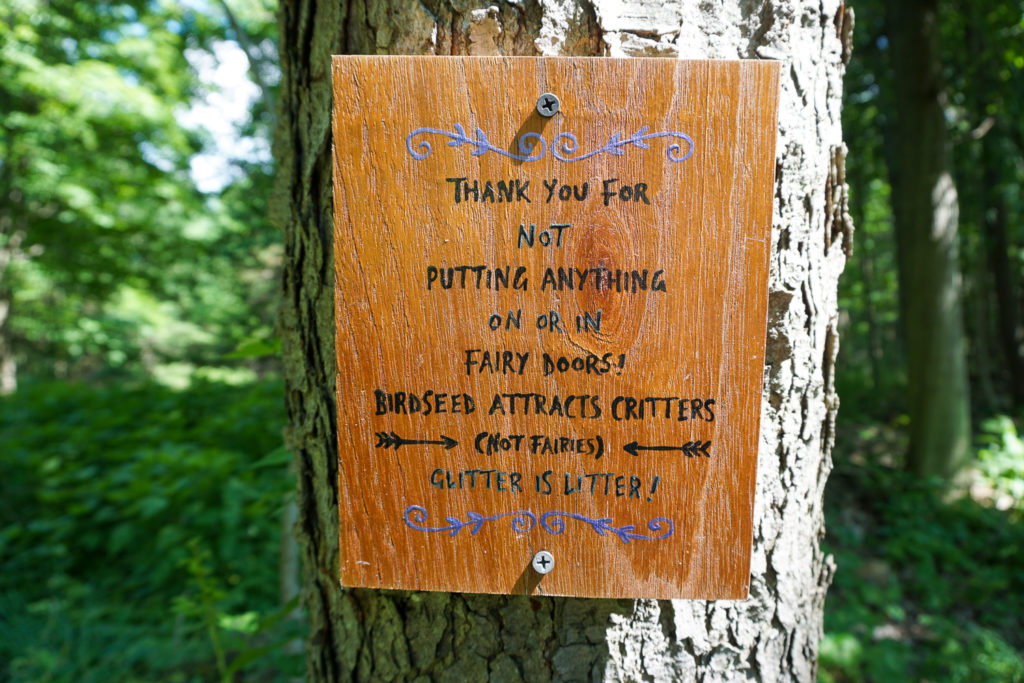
(821, 420), (1024, 682)
(2, 379), (1023, 681)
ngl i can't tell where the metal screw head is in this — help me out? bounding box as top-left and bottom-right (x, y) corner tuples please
(532, 550), (555, 574)
(536, 93), (560, 117)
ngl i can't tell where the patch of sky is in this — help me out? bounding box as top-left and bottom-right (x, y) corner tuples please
(178, 40), (270, 194)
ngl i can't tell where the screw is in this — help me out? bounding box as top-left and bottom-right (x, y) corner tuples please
(536, 93), (560, 117)
(532, 550), (555, 574)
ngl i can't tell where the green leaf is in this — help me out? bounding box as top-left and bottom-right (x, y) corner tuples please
(251, 446), (292, 469)
(225, 337), (282, 359)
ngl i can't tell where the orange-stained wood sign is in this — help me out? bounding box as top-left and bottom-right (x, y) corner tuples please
(332, 56), (779, 599)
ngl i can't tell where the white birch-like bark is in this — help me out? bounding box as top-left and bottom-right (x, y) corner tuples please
(272, 1), (851, 679)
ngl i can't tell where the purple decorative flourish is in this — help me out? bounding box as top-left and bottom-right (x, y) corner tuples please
(403, 505), (673, 544)
(404, 505), (536, 537)
(405, 124), (693, 163)
(406, 124), (546, 162)
(539, 511), (674, 544)
(552, 127), (693, 163)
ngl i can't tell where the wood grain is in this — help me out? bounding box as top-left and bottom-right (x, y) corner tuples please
(332, 56), (779, 599)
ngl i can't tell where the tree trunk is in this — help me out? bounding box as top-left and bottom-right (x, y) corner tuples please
(0, 288), (15, 395)
(981, 134), (1024, 408)
(0, 143), (21, 396)
(0, 230), (22, 395)
(272, 1), (850, 680)
(885, 0), (971, 482)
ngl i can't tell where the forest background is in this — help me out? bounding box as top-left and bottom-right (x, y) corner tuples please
(1, 1), (1023, 680)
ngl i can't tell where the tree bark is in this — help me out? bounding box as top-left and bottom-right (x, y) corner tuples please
(272, 1), (850, 680)
(885, 0), (971, 481)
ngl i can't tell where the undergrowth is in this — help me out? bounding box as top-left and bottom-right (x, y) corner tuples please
(0, 379), (303, 682)
(821, 418), (1024, 682)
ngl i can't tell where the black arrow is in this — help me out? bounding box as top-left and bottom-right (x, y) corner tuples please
(623, 440), (711, 457)
(375, 431), (458, 450)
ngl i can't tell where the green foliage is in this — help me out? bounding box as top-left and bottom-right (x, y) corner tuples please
(0, 0), (280, 384)
(1, 2), (291, 677)
(0, 379), (303, 681)
(822, 426), (1024, 682)
(2, 0), (201, 315)
(834, 175), (904, 419)
(977, 416), (1024, 509)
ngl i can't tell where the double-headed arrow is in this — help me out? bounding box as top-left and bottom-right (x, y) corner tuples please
(375, 431), (458, 450)
(623, 440), (711, 458)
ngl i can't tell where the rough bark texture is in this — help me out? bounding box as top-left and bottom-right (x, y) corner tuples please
(885, 0), (971, 481)
(271, 1), (850, 680)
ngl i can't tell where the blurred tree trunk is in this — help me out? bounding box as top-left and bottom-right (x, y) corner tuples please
(273, 0), (851, 679)
(0, 214), (21, 395)
(886, 0), (971, 481)
(981, 133), (1024, 408)
(0, 284), (15, 395)
(0, 128), (17, 394)
(963, 2), (1023, 412)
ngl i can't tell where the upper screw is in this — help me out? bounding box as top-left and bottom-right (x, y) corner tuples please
(532, 550), (555, 574)
(536, 93), (560, 117)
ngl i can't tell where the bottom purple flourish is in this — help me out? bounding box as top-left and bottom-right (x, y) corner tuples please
(404, 505), (673, 544)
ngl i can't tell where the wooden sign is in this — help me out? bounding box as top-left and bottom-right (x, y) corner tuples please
(332, 56), (779, 599)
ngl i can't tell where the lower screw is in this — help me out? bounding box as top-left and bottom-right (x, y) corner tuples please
(532, 550), (555, 574)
